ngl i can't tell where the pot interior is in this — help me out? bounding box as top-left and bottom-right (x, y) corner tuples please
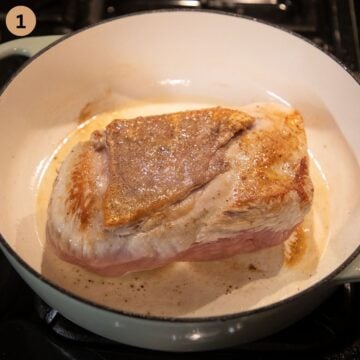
(0, 11), (359, 318)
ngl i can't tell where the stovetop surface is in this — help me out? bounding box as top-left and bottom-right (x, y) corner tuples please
(2, 242), (360, 360)
(0, 1), (359, 359)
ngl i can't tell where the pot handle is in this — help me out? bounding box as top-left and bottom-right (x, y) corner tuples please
(0, 35), (61, 60)
(333, 253), (360, 284)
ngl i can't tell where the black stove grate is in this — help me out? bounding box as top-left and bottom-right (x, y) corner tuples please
(2, 247), (360, 359)
(0, 0), (359, 74)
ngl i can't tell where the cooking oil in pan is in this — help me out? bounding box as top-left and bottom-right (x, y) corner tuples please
(36, 101), (330, 318)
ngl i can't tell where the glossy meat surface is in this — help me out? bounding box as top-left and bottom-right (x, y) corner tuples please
(47, 104), (313, 275)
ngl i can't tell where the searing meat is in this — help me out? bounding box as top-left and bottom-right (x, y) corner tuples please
(47, 104), (313, 275)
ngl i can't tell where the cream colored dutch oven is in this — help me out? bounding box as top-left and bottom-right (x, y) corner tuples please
(0, 10), (360, 352)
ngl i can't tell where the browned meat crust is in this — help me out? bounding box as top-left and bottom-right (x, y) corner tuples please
(103, 107), (254, 226)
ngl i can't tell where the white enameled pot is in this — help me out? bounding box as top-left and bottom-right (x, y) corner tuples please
(0, 10), (360, 352)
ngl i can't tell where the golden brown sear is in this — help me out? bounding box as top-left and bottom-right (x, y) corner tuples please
(103, 107), (254, 226)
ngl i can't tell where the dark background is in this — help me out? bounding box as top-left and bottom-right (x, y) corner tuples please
(0, 0), (359, 75)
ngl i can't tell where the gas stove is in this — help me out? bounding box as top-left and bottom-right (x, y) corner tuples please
(0, 0), (359, 75)
(0, 1), (359, 359)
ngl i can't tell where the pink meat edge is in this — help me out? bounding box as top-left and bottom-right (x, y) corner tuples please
(46, 226), (297, 277)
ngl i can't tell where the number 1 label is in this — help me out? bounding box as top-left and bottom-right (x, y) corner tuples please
(16, 14), (26, 29)
(5, 6), (36, 36)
